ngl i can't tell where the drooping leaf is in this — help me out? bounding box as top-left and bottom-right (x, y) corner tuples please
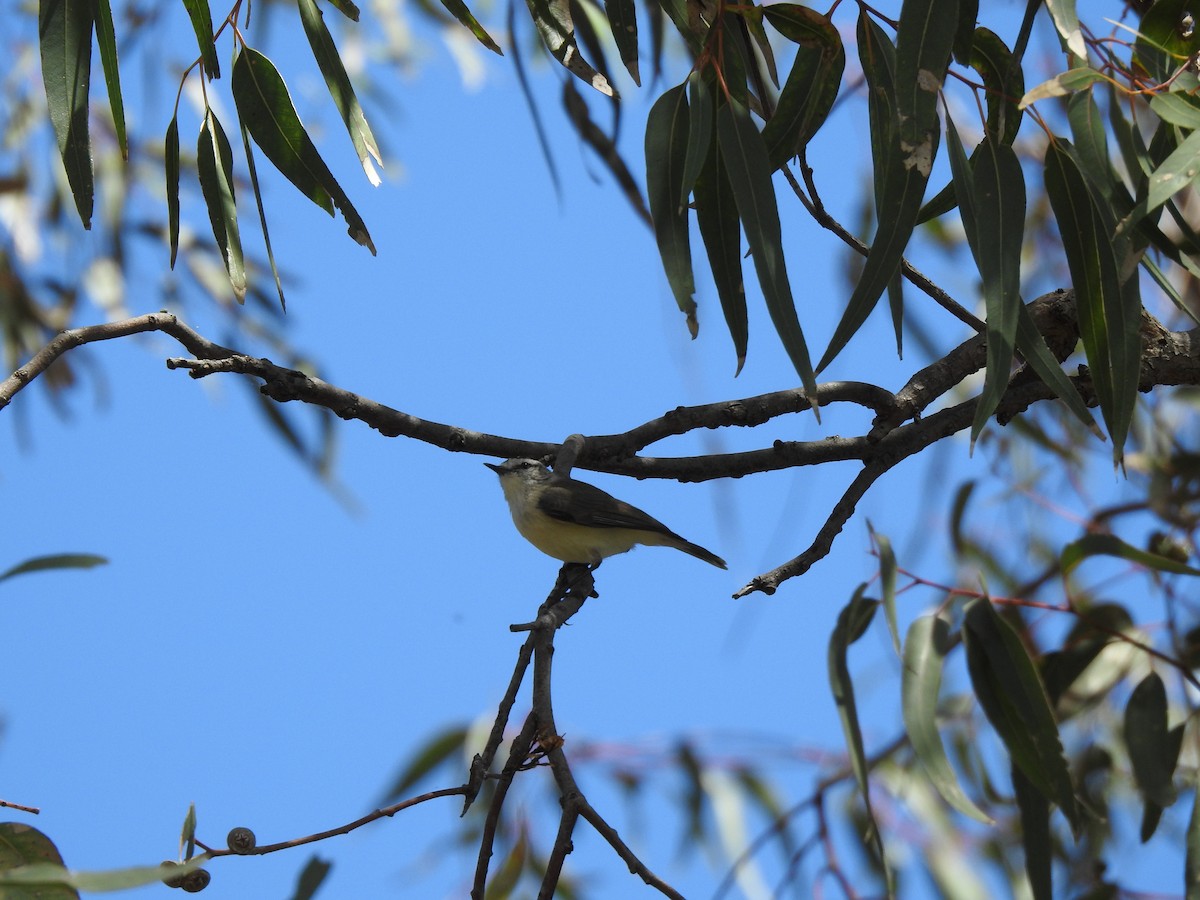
(1125, 672), (1178, 810)
(526, 0), (615, 96)
(645, 83), (696, 333)
(40, 0), (94, 228)
(289, 856), (332, 900)
(1120, 128), (1200, 233)
(962, 595), (1080, 834)
(180, 803), (197, 860)
(694, 142), (748, 374)
(0, 823), (75, 899)
(971, 27), (1023, 145)
(870, 524), (899, 654)
(181, 0), (219, 78)
(297, 0), (385, 185)
(561, 80), (650, 225)
(322, 0), (359, 19)
(92, 0), (126, 157)
(1012, 764), (1053, 900)
(819, 0), (955, 371)
(1151, 91), (1200, 131)
(901, 615), (993, 823)
(1044, 139), (1141, 461)
(197, 109), (246, 301)
(1134, 0), (1200, 86)
(760, 5), (845, 170)
(717, 96), (817, 400)
(1061, 533), (1200, 576)
(681, 72), (713, 203)
(0, 553), (107, 584)
(740, 7), (778, 89)
(828, 588), (890, 887)
(239, 120), (287, 310)
(1013, 301), (1101, 436)
(603, 0), (639, 84)
(231, 47), (376, 254)
(166, 115), (181, 267)
(969, 136), (1025, 445)
(0, 860), (206, 893)
(952, 0), (977, 63)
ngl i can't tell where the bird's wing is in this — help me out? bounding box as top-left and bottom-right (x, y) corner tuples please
(537, 479), (675, 535)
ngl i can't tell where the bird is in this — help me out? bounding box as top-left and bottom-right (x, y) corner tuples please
(485, 458), (726, 569)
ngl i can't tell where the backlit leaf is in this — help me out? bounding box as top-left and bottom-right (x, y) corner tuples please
(439, 0), (503, 54)
(181, 0), (219, 78)
(1061, 533), (1200, 576)
(1018, 67), (1104, 109)
(695, 142), (748, 374)
(646, 83), (695, 332)
(92, 0), (126, 157)
(526, 0), (615, 96)
(39, 0), (94, 227)
(604, 0), (638, 83)
(197, 110), (246, 301)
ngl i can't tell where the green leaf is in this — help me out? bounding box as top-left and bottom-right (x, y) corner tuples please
(232, 47), (376, 255)
(289, 856), (332, 900)
(0, 860), (206, 893)
(760, 5), (845, 170)
(180, 803), (197, 861)
(694, 138), (748, 374)
(971, 27), (1023, 145)
(1018, 67), (1104, 109)
(1150, 91), (1200, 130)
(239, 119), (286, 310)
(969, 137), (1025, 445)
(603, 0), (638, 84)
(166, 115), (181, 268)
(901, 615), (993, 823)
(828, 588), (889, 886)
(1013, 301), (1101, 436)
(741, 7), (778, 88)
(1061, 533), (1200, 576)
(1121, 128), (1200, 232)
(297, 0), (385, 185)
(437, 0), (503, 55)
(379, 726), (468, 802)
(1134, 0), (1200, 85)
(645, 83), (696, 333)
(525, 0), (615, 96)
(962, 595), (1080, 834)
(819, 0), (955, 371)
(871, 524), (899, 654)
(717, 96), (817, 400)
(181, 0), (219, 78)
(92, 0), (126, 157)
(1012, 764), (1052, 900)
(681, 72), (712, 205)
(197, 109), (246, 302)
(39, 0), (94, 228)
(0, 823), (72, 898)
(0, 553), (107, 584)
(1045, 0), (1085, 59)
(323, 0), (359, 19)
(1044, 139), (1141, 461)
(952, 0), (977, 63)
(1125, 672), (1178, 809)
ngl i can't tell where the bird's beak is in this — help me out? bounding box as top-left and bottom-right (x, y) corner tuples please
(484, 462), (503, 474)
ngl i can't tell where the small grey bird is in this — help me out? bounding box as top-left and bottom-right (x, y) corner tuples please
(485, 458), (726, 569)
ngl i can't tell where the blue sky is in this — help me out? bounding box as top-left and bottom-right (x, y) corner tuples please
(0, 1), (1192, 897)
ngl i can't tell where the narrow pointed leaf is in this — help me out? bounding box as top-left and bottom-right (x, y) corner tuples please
(1121, 129), (1200, 231)
(40, 0), (94, 228)
(952, 0), (977, 62)
(963, 595), (1080, 834)
(562, 80), (649, 224)
(603, 0), (639, 84)
(760, 5), (844, 170)
(645, 83), (695, 332)
(92, 0), (126, 156)
(380, 726), (469, 802)
(323, 0), (359, 19)
(819, 0), (955, 371)
(971, 27), (1023, 144)
(297, 0), (385, 185)
(872, 525), (899, 654)
(291, 856), (332, 900)
(439, 0), (502, 53)
(526, 0), (615, 96)
(181, 0), (219, 78)
(695, 145), (748, 374)
(1013, 301), (1101, 435)
(198, 110), (246, 301)
(1125, 672), (1178, 809)
(717, 97), (816, 399)
(741, 7), (778, 88)
(1150, 92), (1200, 130)
(1133, 0), (1200, 85)
(1061, 532), (1200, 576)
(828, 589), (889, 883)
(239, 120), (287, 310)
(232, 47), (376, 254)
(902, 615), (993, 823)
(681, 72), (712, 202)
(166, 115), (181, 267)
(970, 137), (1025, 444)
(0, 553), (107, 583)
(1012, 764), (1053, 900)
(1044, 140), (1141, 460)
